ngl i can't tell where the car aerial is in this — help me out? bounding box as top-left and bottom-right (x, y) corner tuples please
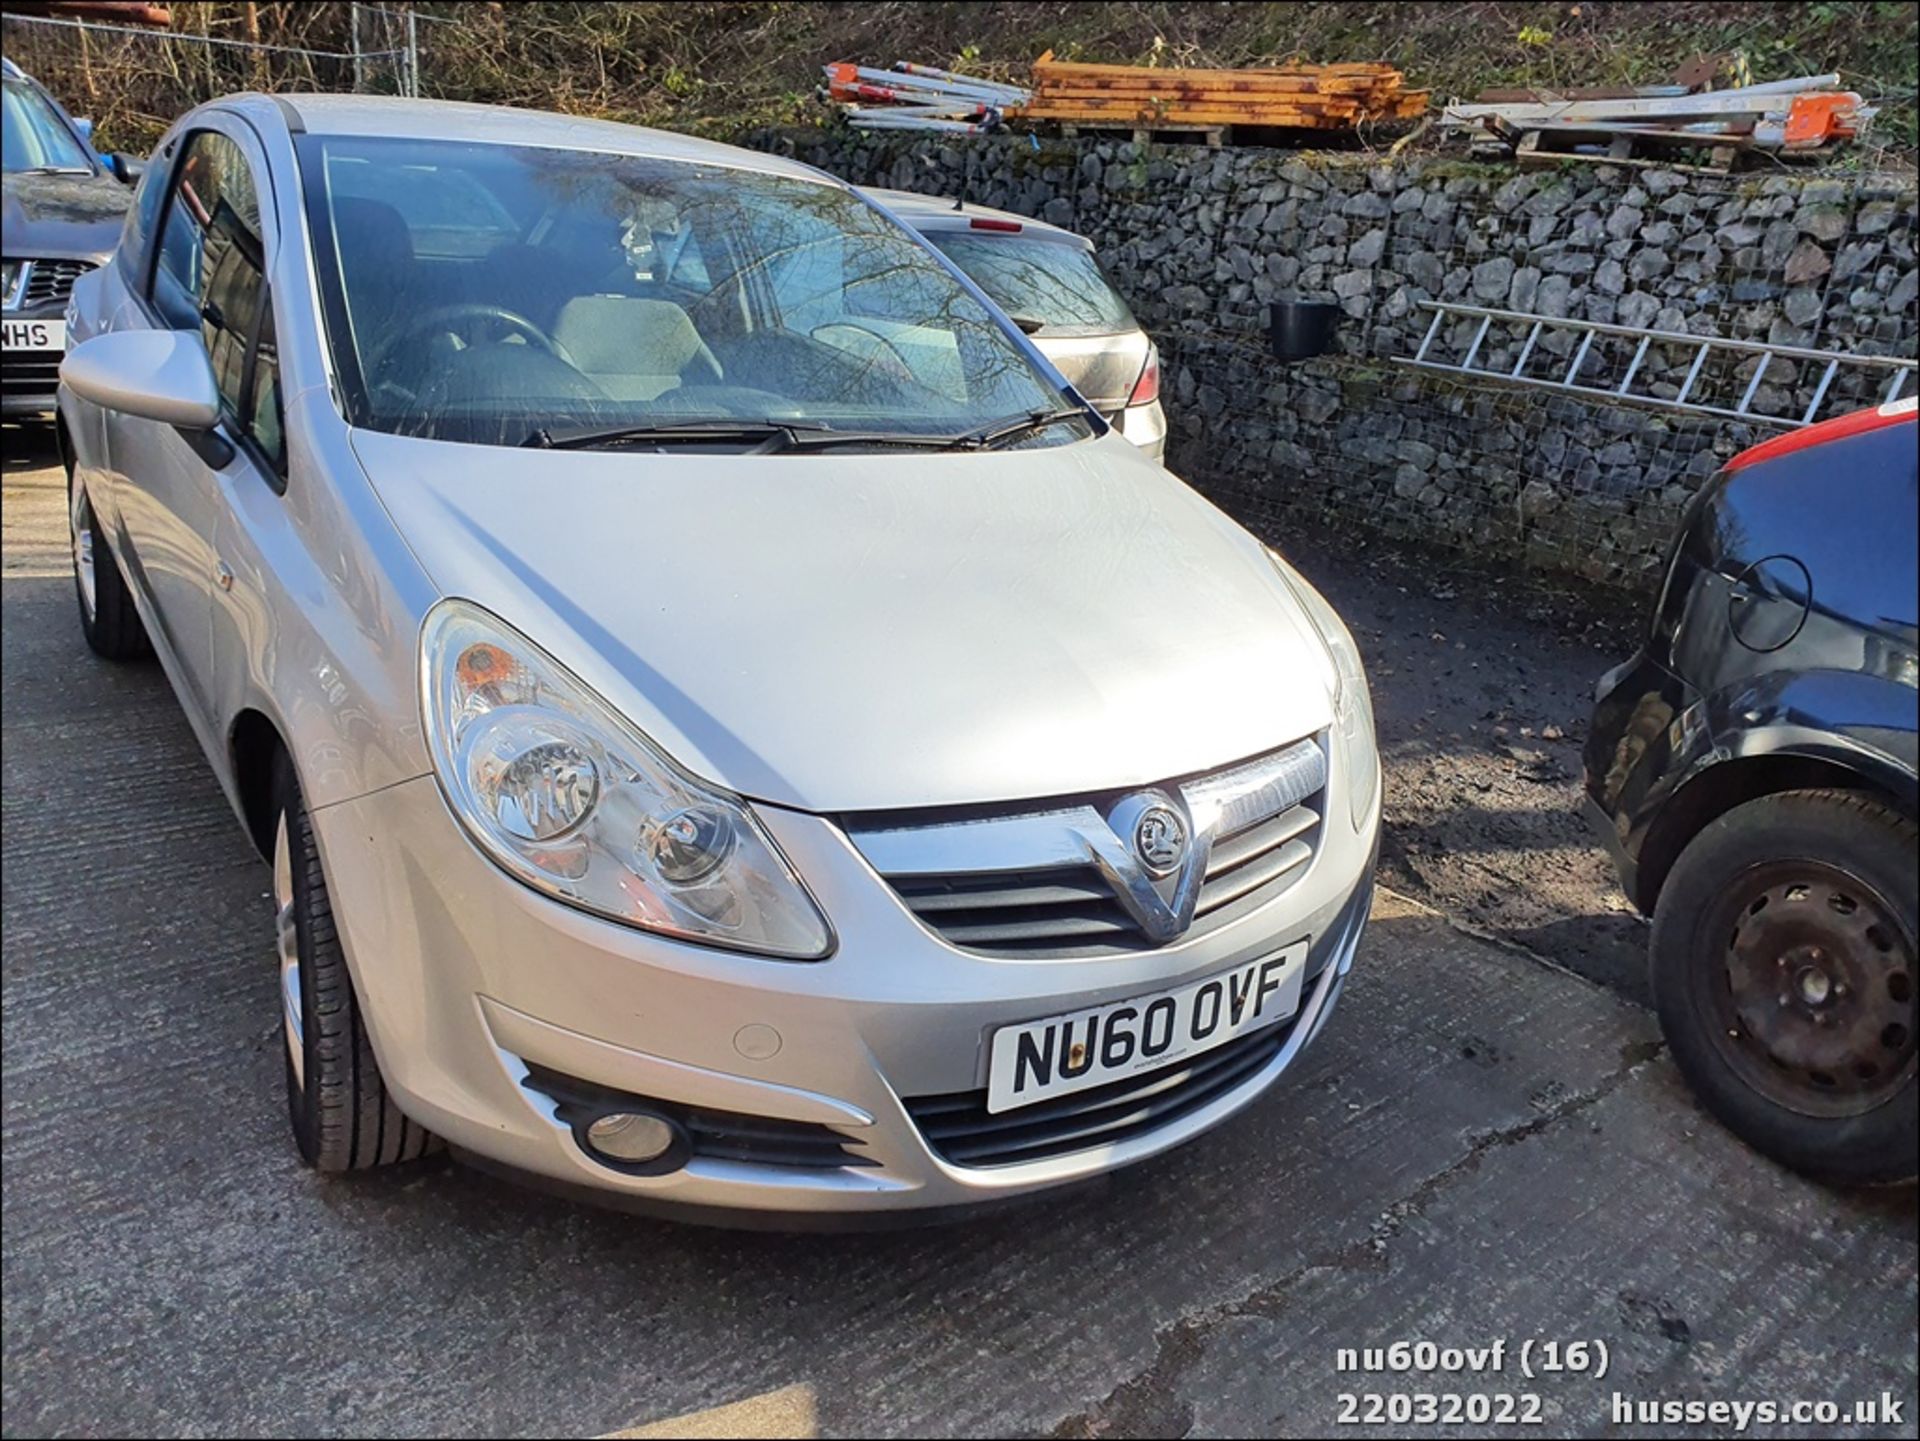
(1, 56), (141, 415)
(864, 186), (1167, 460)
(1585, 396), (1917, 1186)
(56, 93), (1379, 1225)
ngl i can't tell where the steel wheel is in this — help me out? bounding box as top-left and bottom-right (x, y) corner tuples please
(274, 811), (305, 1092)
(1705, 860), (1916, 1117)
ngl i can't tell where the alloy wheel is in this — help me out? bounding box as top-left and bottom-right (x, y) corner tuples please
(274, 813), (305, 1091)
(70, 486), (97, 622)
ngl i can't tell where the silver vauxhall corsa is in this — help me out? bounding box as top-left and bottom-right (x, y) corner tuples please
(57, 94), (1380, 1224)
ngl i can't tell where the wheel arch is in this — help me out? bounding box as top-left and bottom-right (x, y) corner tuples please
(54, 408), (75, 476)
(229, 707), (289, 861)
(1638, 746), (1914, 914)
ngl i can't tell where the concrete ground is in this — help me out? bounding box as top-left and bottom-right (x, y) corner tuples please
(3, 425), (1915, 1439)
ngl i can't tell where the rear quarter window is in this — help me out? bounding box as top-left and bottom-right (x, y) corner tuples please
(928, 232), (1136, 334)
(324, 156), (521, 258)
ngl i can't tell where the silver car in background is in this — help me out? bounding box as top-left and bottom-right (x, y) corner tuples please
(867, 186), (1167, 459)
(57, 94), (1377, 1225)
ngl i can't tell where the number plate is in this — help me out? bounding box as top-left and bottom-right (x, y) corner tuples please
(1, 319), (66, 352)
(985, 941), (1309, 1113)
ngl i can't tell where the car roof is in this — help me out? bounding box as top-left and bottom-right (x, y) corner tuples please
(1725, 395), (1918, 474)
(1, 57), (25, 82)
(862, 186), (1091, 248)
(260, 94), (835, 184)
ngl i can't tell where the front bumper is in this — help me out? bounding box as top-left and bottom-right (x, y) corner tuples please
(309, 764), (1379, 1222)
(1, 307), (64, 414)
(5, 259), (91, 415)
(1582, 647), (1705, 912)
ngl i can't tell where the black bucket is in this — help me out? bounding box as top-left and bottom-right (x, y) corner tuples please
(1268, 298), (1340, 364)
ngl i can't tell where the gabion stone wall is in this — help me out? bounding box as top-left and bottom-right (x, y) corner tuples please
(751, 129), (1920, 592)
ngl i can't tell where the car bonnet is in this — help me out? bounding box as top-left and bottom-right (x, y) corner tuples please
(350, 428), (1335, 814)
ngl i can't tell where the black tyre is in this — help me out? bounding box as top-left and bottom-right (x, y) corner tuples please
(272, 752), (437, 1171)
(1651, 788), (1917, 1185)
(67, 473), (150, 661)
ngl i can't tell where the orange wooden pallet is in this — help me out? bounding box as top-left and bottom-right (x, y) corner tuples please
(1013, 52), (1428, 134)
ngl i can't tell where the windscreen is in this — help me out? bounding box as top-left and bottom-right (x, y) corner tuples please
(2, 80), (94, 174)
(298, 135), (1072, 448)
(927, 232), (1136, 335)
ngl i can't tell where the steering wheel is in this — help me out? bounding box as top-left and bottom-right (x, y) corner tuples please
(366, 302), (563, 385)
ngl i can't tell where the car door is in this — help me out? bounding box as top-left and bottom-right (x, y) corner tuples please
(105, 119), (275, 735)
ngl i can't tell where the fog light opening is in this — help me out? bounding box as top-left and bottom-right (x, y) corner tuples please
(579, 1109), (689, 1175)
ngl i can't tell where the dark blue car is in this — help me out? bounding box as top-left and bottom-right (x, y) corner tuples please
(1585, 398), (1917, 1184)
(2, 57), (139, 414)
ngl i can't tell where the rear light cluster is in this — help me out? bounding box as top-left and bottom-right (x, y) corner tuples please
(969, 216), (1022, 233)
(1128, 346), (1161, 407)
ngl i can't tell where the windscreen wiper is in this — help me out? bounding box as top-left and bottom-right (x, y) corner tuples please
(522, 418), (823, 451)
(14, 165), (94, 176)
(946, 405), (1092, 451)
(523, 418), (974, 453)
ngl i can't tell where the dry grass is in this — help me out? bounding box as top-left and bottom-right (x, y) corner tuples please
(5, 1), (1915, 158)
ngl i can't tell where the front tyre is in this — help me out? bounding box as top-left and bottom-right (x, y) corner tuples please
(68, 474), (149, 661)
(273, 752), (437, 1171)
(1651, 788), (1917, 1185)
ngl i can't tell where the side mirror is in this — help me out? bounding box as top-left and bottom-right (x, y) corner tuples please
(74, 116), (95, 146)
(109, 153), (145, 185)
(61, 330), (221, 431)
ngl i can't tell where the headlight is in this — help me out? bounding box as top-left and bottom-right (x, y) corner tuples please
(421, 599), (832, 959)
(1267, 550), (1379, 829)
(1, 261), (23, 311)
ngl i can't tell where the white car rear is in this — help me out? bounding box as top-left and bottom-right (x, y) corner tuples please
(867, 186), (1167, 459)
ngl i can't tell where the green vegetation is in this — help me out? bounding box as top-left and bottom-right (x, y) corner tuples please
(4, 1), (1914, 158)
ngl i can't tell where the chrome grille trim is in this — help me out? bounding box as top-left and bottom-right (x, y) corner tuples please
(1184, 738), (1326, 839)
(849, 735), (1327, 958)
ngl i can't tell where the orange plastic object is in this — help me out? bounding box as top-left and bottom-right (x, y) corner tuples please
(1783, 93), (1860, 147)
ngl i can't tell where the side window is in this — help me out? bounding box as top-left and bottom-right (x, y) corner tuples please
(249, 301), (286, 474)
(120, 141), (172, 275)
(149, 128), (284, 476)
(201, 206), (265, 412)
(661, 230), (711, 293)
(151, 130), (263, 369)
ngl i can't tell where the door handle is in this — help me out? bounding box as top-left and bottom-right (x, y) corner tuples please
(215, 561), (234, 593)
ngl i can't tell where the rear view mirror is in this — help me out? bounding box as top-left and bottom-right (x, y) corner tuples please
(109, 153), (145, 185)
(61, 330), (221, 431)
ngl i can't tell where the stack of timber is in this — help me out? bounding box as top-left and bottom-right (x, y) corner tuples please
(1010, 54), (1427, 144)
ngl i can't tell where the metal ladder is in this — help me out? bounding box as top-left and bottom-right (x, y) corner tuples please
(1398, 301), (1917, 428)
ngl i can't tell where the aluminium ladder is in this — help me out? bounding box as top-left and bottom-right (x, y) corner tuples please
(1398, 301), (1917, 428)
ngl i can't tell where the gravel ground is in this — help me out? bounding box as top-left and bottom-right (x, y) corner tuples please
(1281, 527), (1654, 1002)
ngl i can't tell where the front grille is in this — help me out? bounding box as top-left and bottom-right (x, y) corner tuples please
(2, 354), (62, 392)
(22, 259), (92, 309)
(857, 737), (1327, 959)
(521, 1064), (875, 1170)
(906, 1013), (1300, 1168)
